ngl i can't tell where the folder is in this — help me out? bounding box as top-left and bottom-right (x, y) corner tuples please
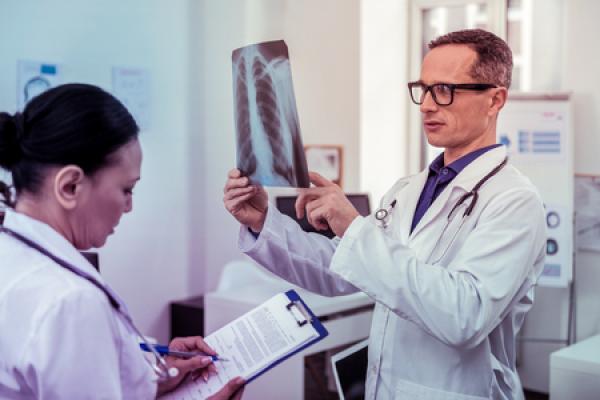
(161, 290), (328, 399)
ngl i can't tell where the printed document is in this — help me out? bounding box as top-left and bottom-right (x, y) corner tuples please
(161, 292), (319, 399)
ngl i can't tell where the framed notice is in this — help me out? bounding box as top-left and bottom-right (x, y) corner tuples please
(305, 145), (343, 186)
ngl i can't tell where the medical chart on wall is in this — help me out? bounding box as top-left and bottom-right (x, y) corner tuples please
(575, 175), (600, 253)
(497, 108), (567, 163)
(17, 60), (62, 109)
(497, 95), (573, 287)
(112, 67), (151, 131)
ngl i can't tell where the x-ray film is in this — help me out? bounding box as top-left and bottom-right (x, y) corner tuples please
(232, 40), (310, 188)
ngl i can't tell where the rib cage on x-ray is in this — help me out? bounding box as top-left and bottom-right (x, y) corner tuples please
(252, 59), (294, 183)
(232, 41), (309, 187)
(235, 59), (257, 177)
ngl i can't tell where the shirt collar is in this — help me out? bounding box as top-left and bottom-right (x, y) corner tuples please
(429, 143), (502, 176)
(2, 208), (104, 282)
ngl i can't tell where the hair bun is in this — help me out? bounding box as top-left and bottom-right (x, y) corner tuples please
(0, 112), (23, 170)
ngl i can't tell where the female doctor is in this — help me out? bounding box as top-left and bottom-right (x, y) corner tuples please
(0, 84), (243, 399)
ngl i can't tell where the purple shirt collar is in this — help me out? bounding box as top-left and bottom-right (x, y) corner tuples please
(410, 143), (502, 233)
(430, 143), (502, 177)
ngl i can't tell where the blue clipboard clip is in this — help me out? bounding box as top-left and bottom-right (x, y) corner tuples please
(244, 289), (328, 385)
(286, 300), (312, 327)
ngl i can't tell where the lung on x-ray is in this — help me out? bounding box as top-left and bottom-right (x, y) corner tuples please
(232, 40), (310, 188)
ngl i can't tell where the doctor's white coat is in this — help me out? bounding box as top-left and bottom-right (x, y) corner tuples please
(0, 210), (156, 399)
(239, 146), (546, 399)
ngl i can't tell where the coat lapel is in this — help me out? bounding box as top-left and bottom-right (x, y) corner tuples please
(409, 146), (508, 244)
(392, 169), (429, 244)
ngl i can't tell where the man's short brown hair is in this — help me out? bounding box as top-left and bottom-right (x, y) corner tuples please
(428, 29), (513, 89)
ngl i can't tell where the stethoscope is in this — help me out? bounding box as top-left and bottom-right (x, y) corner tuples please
(375, 157), (508, 229)
(0, 225), (178, 382)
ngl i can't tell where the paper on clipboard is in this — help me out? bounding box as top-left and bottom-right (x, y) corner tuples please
(161, 290), (327, 399)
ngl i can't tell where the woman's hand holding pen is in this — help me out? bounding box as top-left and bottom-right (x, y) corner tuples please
(156, 336), (245, 399)
(156, 336), (217, 395)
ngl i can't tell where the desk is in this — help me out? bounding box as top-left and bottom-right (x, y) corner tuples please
(550, 334), (600, 400)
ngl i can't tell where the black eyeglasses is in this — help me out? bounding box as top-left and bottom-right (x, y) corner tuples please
(407, 81), (498, 106)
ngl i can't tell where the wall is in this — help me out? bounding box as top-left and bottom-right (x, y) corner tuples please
(0, 0), (363, 342)
(563, 0), (600, 340)
(518, 0), (600, 392)
(360, 0), (409, 203)
(192, 0), (362, 292)
(0, 0), (193, 342)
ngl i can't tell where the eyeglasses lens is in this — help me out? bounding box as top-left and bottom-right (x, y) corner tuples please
(410, 84), (453, 106)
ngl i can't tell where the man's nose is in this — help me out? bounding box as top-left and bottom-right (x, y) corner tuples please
(420, 89), (438, 113)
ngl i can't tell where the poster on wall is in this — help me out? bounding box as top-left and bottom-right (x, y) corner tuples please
(305, 145), (343, 186)
(497, 108), (567, 163)
(17, 60), (62, 109)
(575, 175), (600, 253)
(111, 67), (151, 131)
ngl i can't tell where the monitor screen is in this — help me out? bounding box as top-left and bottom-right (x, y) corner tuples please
(331, 339), (368, 400)
(275, 194), (371, 238)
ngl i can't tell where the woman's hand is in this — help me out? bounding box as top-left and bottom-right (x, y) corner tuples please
(207, 377), (245, 400)
(156, 336), (218, 395)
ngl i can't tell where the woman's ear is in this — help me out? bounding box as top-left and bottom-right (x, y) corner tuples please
(53, 166), (86, 210)
(488, 87), (508, 116)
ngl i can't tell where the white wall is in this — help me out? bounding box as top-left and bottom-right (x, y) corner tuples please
(0, 0), (193, 342)
(517, 0), (600, 392)
(360, 0), (409, 203)
(0, 0), (363, 342)
(193, 0), (362, 292)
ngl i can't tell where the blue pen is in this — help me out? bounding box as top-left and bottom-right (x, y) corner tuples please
(139, 343), (228, 361)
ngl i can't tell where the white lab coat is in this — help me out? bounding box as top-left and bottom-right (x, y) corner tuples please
(239, 146), (547, 399)
(0, 209), (156, 399)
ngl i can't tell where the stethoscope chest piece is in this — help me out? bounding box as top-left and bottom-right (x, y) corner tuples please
(375, 208), (389, 221)
(375, 199), (397, 229)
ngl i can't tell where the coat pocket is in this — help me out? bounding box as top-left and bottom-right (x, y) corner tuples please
(395, 378), (490, 400)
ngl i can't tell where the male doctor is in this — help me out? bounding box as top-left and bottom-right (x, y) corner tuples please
(223, 29), (546, 399)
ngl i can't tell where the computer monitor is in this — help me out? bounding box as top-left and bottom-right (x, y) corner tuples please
(275, 193), (371, 238)
(331, 339), (368, 400)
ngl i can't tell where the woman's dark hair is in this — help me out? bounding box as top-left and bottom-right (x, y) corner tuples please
(0, 83), (138, 207)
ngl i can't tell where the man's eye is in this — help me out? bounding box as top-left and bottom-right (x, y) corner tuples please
(436, 85), (452, 95)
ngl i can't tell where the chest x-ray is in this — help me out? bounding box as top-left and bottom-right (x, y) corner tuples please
(232, 40), (310, 188)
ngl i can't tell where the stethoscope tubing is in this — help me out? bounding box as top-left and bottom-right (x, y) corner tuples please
(375, 157), (508, 227)
(0, 225), (176, 381)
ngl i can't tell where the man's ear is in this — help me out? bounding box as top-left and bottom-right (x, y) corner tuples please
(53, 165), (86, 210)
(488, 87), (508, 116)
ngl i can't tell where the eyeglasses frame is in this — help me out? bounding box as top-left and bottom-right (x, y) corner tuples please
(407, 81), (498, 106)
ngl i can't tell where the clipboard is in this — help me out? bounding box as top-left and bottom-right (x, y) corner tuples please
(161, 289), (328, 400)
(245, 289), (329, 384)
